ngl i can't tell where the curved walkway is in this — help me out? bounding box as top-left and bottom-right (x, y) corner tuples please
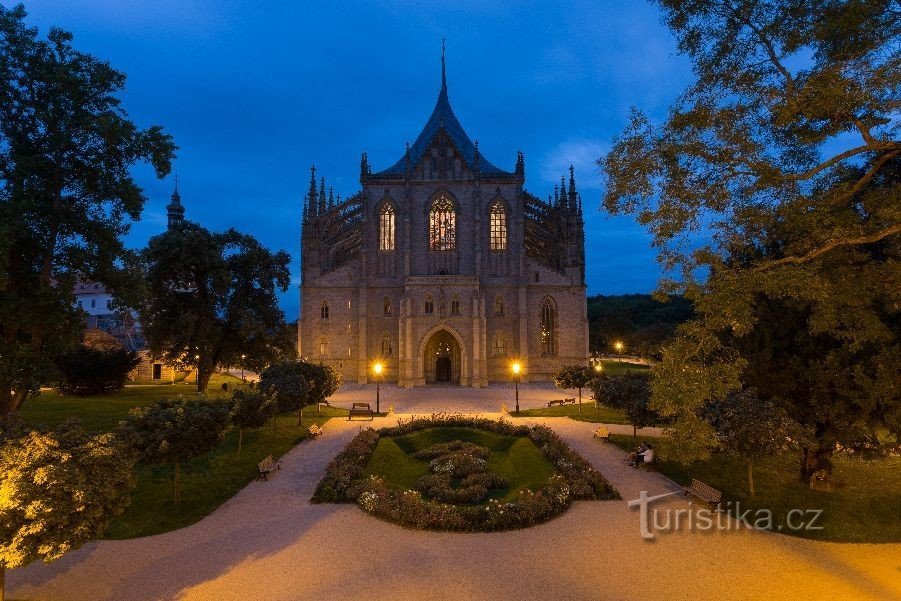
(8, 416), (900, 601)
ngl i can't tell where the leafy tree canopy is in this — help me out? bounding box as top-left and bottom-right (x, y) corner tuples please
(120, 399), (230, 467)
(0, 5), (175, 417)
(137, 223), (292, 393)
(600, 0), (900, 464)
(54, 346), (140, 395)
(0, 421), (136, 576)
(587, 294), (694, 357)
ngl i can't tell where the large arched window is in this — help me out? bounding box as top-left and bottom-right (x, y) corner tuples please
(429, 195), (456, 251)
(320, 302), (329, 320)
(379, 204), (395, 251)
(494, 295), (505, 316)
(489, 201), (507, 251)
(540, 297), (557, 356)
(318, 336), (329, 357)
(381, 334), (393, 357)
(493, 333), (507, 357)
(424, 295), (434, 315)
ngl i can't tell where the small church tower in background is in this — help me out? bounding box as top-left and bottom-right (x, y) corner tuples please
(166, 176), (185, 230)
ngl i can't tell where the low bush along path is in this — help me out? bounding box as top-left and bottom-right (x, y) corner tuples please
(9, 415), (900, 601)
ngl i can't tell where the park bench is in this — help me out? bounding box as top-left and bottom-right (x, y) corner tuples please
(682, 478), (722, 508)
(593, 426), (611, 442)
(548, 397), (577, 407)
(317, 399), (331, 412)
(308, 424), (324, 438)
(256, 454), (281, 481)
(348, 402), (374, 421)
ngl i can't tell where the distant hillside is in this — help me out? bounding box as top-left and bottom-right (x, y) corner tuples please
(587, 294), (694, 358)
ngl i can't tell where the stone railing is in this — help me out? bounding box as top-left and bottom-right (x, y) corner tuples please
(405, 275), (479, 286)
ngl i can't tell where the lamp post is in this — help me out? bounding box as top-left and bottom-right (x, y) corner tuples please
(593, 362), (603, 418)
(373, 362), (384, 414)
(240, 354), (246, 381)
(614, 341), (625, 355)
(511, 361), (521, 414)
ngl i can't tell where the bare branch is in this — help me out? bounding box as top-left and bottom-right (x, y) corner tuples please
(753, 223), (901, 272)
(828, 150), (899, 206)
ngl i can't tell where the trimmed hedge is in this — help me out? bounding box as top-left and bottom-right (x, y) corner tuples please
(312, 413), (619, 531)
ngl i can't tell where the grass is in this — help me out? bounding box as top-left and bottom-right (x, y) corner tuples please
(21, 373), (241, 432)
(18, 375), (347, 539)
(510, 401), (630, 424)
(106, 404), (347, 539)
(363, 427), (559, 502)
(595, 359), (651, 376)
(607, 433), (901, 543)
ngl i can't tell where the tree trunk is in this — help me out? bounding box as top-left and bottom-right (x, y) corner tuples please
(272, 413), (278, 449)
(237, 428), (244, 460)
(633, 424), (637, 439)
(174, 462), (181, 504)
(578, 387), (582, 413)
(197, 366), (213, 393)
(298, 405), (304, 426)
(1, 563), (5, 601)
(747, 460), (755, 496)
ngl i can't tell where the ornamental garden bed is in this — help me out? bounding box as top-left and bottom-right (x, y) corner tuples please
(312, 414), (620, 531)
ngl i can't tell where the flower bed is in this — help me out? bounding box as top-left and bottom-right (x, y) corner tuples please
(311, 413), (620, 531)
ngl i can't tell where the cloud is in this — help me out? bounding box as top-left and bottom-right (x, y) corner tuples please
(538, 138), (608, 189)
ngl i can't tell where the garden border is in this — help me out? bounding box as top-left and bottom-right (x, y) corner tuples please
(311, 413), (620, 532)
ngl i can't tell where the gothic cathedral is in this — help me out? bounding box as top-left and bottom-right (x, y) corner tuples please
(298, 53), (587, 387)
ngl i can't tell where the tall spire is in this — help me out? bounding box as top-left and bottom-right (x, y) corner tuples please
(307, 165), (317, 218)
(441, 36), (447, 94)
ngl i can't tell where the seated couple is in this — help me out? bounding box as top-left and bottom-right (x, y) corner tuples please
(626, 441), (654, 467)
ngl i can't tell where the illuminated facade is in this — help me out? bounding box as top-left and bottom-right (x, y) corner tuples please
(298, 53), (587, 386)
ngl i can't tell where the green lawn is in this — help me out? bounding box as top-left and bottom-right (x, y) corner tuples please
(596, 359), (651, 376)
(107, 404), (347, 539)
(18, 376), (347, 539)
(363, 427), (559, 502)
(21, 373), (242, 431)
(607, 434), (901, 543)
(510, 402), (630, 424)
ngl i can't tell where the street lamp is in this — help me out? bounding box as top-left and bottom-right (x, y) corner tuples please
(240, 354), (246, 381)
(373, 361), (384, 414)
(614, 341), (625, 354)
(511, 361), (522, 413)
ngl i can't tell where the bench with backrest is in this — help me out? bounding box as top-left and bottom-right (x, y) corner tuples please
(308, 424), (324, 438)
(257, 454), (281, 481)
(682, 478), (722, 507)
(593, 426), (611, 441)
(349, 402), (374, 421)
(548, 397), (577, 407)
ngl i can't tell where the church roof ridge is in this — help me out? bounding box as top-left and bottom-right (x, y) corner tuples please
(375, 45), (512, 177)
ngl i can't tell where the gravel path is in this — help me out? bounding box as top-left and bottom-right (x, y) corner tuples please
(8, 416), (900, 601)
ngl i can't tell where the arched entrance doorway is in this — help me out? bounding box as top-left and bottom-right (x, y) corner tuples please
(423, 328), (461, 385)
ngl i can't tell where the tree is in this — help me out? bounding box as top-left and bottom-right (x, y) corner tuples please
(259, 361), (310, 425)
(119, 399), (230, 503)
(707, 389), (809, 495)
(0, 421), (136, 601)
(0, 5), (176, 418)
(230, 388), (275, 459)
(137, 223), (292, 393)
(591, 373), (658, 438)
(600, 0), (900, 476)
(552, 365), (593, 412)
(54, 346), (140, 395)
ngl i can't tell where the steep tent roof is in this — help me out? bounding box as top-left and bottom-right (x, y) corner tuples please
(376, 50), (511, 176)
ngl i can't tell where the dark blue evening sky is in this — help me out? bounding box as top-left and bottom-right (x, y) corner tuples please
(22, 0), (693, 317)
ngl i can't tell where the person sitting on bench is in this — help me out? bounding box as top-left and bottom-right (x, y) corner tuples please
(630, 443), (654, 467)
(626, 441), (649, 464)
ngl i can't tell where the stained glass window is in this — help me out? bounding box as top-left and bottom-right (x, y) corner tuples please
(429, 195), (456, 251)
(489, 201), (507, 251)
(379, 204), (395, 251)
(540, 298), (556, 356)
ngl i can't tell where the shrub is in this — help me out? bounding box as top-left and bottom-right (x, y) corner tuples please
(55, 346), (141, 395)
(0, 421), (136, 586)
(118, 399), (230, 503)
(230, 388), (275, 458)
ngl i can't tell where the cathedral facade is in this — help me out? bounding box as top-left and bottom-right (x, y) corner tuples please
(298, 56), (587, 387)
